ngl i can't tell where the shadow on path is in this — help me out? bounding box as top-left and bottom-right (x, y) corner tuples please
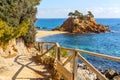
(12, 55), (51, 80)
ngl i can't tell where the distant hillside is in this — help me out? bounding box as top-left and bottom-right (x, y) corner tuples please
(53, 10), (110, 33)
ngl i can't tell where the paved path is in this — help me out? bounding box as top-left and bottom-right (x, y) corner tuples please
(0, 55), (51, 80)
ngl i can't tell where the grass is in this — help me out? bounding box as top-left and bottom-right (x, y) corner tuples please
(49, 48), (69, 58)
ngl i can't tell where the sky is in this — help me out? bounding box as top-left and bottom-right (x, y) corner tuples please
(36, 0), (120, 18)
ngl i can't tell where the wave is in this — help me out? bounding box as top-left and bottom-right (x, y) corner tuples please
(111, 30), (120, 33)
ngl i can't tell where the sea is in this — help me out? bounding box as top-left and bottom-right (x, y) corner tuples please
(35, 18), (120, 71)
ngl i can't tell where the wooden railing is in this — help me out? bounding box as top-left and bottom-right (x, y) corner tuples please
(35, 42), (120, 80)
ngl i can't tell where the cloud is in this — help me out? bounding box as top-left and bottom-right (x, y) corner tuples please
(91, 7), (120, 18)
(36, 8), (74, 18)
(36, 7), (120, 18)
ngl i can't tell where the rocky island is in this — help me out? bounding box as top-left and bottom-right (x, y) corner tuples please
(53, 10), (110, 33)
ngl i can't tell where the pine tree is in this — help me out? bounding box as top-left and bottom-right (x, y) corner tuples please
(0, 0), (41, 46)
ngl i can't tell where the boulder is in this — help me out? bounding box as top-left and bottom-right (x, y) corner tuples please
(113, 75), (120, 80)
(0, 38), (30, 58)
(104, 69), (119, 79)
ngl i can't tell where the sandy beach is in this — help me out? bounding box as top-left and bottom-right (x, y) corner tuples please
(36, 30), (68, 38)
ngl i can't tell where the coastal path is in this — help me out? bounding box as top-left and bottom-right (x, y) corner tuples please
(0, 55), (51, 80)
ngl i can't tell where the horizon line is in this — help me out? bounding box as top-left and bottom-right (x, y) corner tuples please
(36, 17), (120, 19)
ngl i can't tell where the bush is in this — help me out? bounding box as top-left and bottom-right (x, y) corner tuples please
(0, 19), (30, 49)
(60, 48), (69, 58)
(0, 0), (41, 47)
(49, 48), (68, 58)
(74, 23), (80, 27)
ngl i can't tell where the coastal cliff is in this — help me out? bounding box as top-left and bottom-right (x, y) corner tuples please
(53, 10), (110, 33)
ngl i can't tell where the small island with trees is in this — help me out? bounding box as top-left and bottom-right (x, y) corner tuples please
(53, 10), (110, 33)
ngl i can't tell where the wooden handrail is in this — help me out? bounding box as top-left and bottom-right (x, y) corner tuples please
(63, 53), (75, 66)
(38, 42), (56, 44)
(77, 49), (120, 62)
(60, 47), (120, 62)
(36, 42), (120, 80)
(77, 53), (107, 80)
(56, 60), (73, 80)
(39, 44), (56, 57)
(60, 47), (75, 51)
(55, 42), (60, 47)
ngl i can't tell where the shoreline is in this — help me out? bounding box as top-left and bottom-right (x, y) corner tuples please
(36, 30), (68, 38)
(36, 30), (112, 38)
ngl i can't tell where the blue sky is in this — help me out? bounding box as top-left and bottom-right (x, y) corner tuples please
(36, 0), (120, 18)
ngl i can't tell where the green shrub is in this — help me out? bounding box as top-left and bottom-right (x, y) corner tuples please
(60, 48), (69, 58)
(49, 49), (55, 57)
(74, 23), (80, 27)
(49, 48), (68, 58)
(0, 19), (30, 49)
(0, 0), (41, 47)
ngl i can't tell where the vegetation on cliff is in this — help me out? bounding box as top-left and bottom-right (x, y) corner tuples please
(0, 20), (29, 48)
(0, 0), (41, 47)
(53, 10), (110, 33)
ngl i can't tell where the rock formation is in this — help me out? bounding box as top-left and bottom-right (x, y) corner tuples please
(0, 39), (29, 58)
(103, 69), (120, 80)
(53, 11), (110, 33)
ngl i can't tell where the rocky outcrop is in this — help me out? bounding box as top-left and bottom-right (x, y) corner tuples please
(98, 69), (120, 80)
(113, 75), (120, 80)
(77, 64), (120, 80)
(0, 39), (29, 58)
(53, 17), (110, 33)
(104, 69), (119, 79)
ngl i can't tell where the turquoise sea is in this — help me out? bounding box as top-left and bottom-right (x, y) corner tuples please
(35, 18), (120, 71)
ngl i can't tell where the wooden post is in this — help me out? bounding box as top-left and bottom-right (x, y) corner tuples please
(73, 51), (78, 80)
(40, 44), (56, 57)
(56, 47), (60, 61)
(37, 42), (40, 52)
(55, 43), (60, 61)
(46, 43), (49, 51)
(38, 42), (41, 52)
(41, 42), (44, 54)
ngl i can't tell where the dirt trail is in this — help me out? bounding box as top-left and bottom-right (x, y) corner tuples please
(0, 55), (51, 80)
